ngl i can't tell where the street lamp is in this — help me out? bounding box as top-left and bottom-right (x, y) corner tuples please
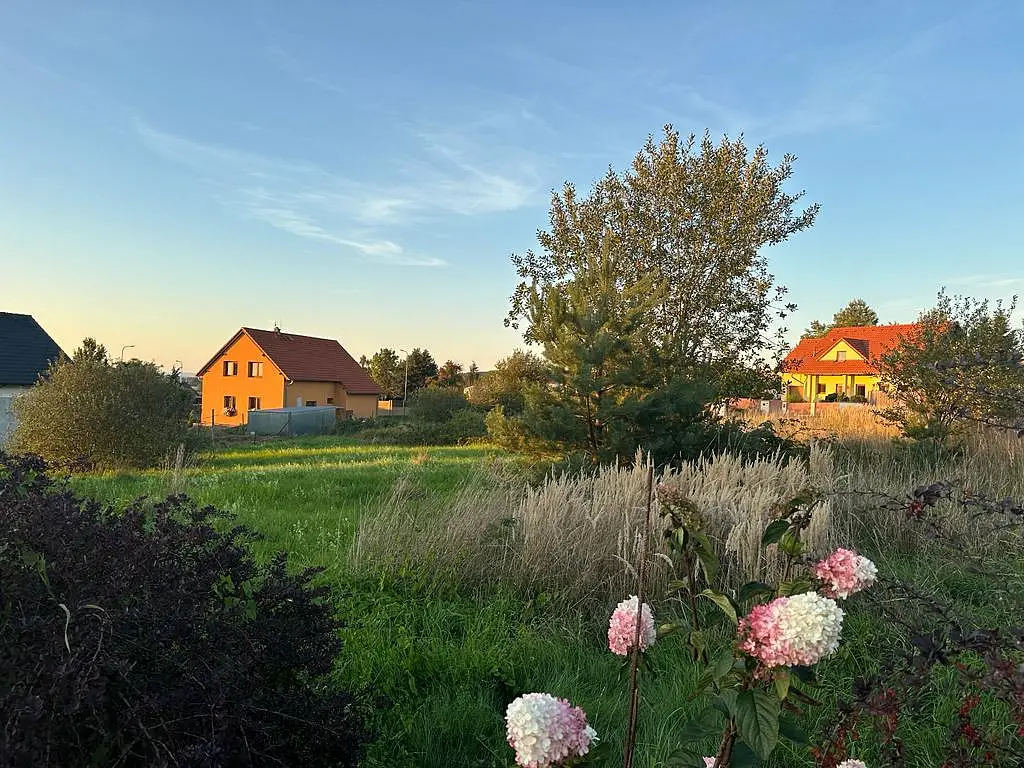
(399, 348), (409, 413)
(120, 344), (135, 362)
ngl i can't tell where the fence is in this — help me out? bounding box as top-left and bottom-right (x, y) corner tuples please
(245, 406), (337, 436)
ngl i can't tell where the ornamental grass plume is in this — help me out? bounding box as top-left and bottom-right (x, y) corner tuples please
(608, 596), (656, 656)
(505, 693), (597, 767)
(813, 548), (878, 599)
(836, 761), (868, 768)
(738, 592), (844, 668)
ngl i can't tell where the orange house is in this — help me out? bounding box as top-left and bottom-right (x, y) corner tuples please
(198, 326), (380, 426)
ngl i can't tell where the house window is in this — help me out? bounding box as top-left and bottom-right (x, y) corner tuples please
(248, 396), (261, 411)
(223, 395), (236, 410)
(247, 361), (264, 378)
(856, 385), (866, 398)
(223, 361), (238, 376)
(836, 350), (847, 361)
(816, 383), (826, 395)
(305, 400), (318, 407)
(326, 398), (334, 405)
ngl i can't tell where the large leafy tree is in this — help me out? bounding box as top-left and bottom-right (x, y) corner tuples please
(508, 126), (818, 389)
(803, 299), (880, 338)
(877, 292), (1024, 441)
(368, 348), (403, 400)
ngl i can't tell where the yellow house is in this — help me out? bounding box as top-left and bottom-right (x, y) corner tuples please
(781, 324), (919, 404)
(198, 326), (380, 425)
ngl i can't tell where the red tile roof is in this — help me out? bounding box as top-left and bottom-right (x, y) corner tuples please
(200, 327), (380, 395)
(783, 323), (919, 376)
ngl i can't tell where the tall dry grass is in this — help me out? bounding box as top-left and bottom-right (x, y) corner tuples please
(351, 421), (1024, 608)
(351, 448), (840, 607)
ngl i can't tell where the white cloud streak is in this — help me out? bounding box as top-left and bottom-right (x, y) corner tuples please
(133, 115), (542, 267)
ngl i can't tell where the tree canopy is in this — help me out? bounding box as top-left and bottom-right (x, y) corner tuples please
(802, 299), (880, 338)
(368, 348), (403, 400)
(877, 292), (1024, 441)
(508, 126), (818, 387)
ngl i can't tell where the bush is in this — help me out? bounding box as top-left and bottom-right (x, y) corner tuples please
(0, 452), (371, 767)
(408, 387), (472, 422)
(360, 410), (486, 446)
(11, 343), (201, 470)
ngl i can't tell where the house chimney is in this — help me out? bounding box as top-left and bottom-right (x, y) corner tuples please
(273, 322), (281, 334)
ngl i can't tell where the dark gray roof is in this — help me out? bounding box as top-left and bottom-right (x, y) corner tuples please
(0, 312), (65, 386)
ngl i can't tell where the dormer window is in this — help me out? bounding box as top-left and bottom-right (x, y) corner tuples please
(836, 351), (847, 361)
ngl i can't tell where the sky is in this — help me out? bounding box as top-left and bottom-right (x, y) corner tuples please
(2, 1), (1023, 373)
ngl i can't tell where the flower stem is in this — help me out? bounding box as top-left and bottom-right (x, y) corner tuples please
(714, 718), (737, 768)
(623, 463), (654, 768)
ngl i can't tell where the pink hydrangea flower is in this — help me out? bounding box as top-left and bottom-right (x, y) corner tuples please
(505, 692), (598, 767)
(608, 596), (656, 656)
(738, 592), (844, 668)
(837, 760), (867, 768)
(814, 548), (878, 599)
(703, 758), (718, 768)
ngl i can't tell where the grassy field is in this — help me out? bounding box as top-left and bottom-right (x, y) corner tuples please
(74, 438), (506, 577)
(73, 429), (1024, 767)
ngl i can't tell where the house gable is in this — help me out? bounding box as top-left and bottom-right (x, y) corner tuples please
(783, 323), (919, 377)
(0, 312), (65, 386)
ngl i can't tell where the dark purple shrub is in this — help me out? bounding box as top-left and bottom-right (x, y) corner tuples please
(0, 452), (371, 767)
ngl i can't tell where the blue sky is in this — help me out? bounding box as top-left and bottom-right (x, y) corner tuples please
(2, 1), (1022, 372)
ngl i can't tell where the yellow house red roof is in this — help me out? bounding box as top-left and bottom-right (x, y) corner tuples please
(783, 324), (919, 376)
(199, 327), (381, 395)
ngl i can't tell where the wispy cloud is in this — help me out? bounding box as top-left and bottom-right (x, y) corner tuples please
(132, 113), (543, 267)
(945, 274), (1024, 291)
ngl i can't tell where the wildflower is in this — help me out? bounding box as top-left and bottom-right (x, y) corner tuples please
(607, 596), (656, 656)
(505, 692), (597, 767)
(837, 760), (868, 768)
(738, 592), (844, 668)
(703, 758), (718, 768)
(813, 548), (878, 599)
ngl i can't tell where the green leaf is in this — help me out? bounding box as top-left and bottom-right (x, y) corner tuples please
(698, 589), (738, 625)
(694, 532), (720, 581)
(776, 578), (813, 597)
(658, 621), (684, 638)
(737, 581), (775, 603)
(730, 740), (763, 768)
(773, 668), (790, 700)
(715, 689), (739, 716)
(779, 715), (808, 746)
(734, 689), (780, 759)
(665, 749), (714, 768)
(676, 706), (727, 742)
(688, 629), (706, 654)
(761, 519), (791, 547)
(712, 648), (735, 681)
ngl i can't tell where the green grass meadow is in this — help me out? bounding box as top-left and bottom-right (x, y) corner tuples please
(73, 436), (1023, 767)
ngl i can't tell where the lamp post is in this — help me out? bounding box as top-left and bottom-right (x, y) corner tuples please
(120, 344), (135, 362)
(399, 348), (409, 414)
